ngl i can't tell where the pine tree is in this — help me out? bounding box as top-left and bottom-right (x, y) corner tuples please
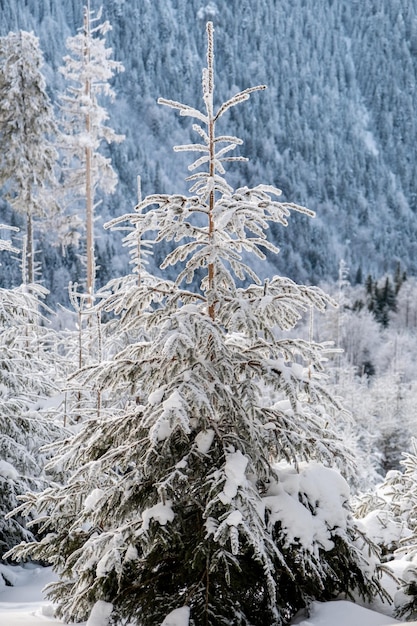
(366, 274), (398, 328)
(0, 30), (59, 284)
(59, 3), (124, 301)
(7, 22), (383, 625)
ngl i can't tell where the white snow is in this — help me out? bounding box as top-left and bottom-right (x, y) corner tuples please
(0, 459), (19, 480)
(292, 600), (400, 625)
(0, 564), (408, 626)
(263, 462), (351, 553)
(194, 428), (214, 454)
(84, 488), (105, 511)
(361, 509), (412, 549)
(140, 500), (175, 531)
(360, 126), (379, 157)
(162, 390), (183, 410)
(149, 390), (188, 442)
(0, 565), (67, 625)
(124, 544), (138, 561)
(86, 600), (113, 626)
(197, 4), (220, 22)
(96, 549), (119, 579)
(150, 417), (173, 441)
(148, 387), (166, 406)
(160, 606), (190, 626)
(225, 510), (243, 526)
(218, 449), (248, 504)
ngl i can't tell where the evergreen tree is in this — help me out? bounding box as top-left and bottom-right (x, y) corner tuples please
(8, 22), (383, 625)
(0, 282), (65, 554)
(0, 30), (59, 284)
(59, 3), (124, 300)
(394, 261), (406, 295)
(365, 275), (398, 328)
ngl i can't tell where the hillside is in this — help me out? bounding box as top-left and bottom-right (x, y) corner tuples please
(0, 0), (416, 299)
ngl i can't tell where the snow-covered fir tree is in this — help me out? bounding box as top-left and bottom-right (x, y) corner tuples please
(58, 3), (124, 299)
(8, 22), (384, 626)
(0, 281), (65, 555)
(0, 30), (59, 283)
(51, 3), (126, 427)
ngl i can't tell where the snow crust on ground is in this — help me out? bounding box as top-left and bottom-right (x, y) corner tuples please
(0, 563), (410, 626)
(292, 600), (401, 625)
(0, 564), (69, 625)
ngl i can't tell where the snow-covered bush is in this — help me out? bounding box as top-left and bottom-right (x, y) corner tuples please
(7, 22), (383, 626)
(353, 438), (417, 619)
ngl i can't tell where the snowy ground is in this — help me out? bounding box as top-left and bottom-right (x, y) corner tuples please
(0, 564), (69, 625)
(0, 563), (409, 626)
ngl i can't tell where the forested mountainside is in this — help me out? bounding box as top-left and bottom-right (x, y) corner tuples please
(1, 0), (417, 300)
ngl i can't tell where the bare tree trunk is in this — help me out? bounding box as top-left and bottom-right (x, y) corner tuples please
(27, 211), (34, 284)
(85, 142), (94, 301)
(207, 22), (215, 321)
(84, 4), (94, 304)
(136, 175), (142, 286)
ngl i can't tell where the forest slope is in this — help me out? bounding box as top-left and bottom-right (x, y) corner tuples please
(0, 0), (416, 296)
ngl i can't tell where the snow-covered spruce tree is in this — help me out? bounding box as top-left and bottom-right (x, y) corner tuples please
(55, 4), (125, 428)
(59, 3), (124, 299)
(0, 281), (66, 556)
(0, 30), (60, 284)
(8, 22), (383, 626)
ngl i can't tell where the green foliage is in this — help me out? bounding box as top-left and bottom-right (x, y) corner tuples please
(365, 274), (399, 328)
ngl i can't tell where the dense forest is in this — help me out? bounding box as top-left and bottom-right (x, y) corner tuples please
(1, 0), (417, 298)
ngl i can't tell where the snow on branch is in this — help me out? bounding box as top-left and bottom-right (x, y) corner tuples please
(214, 85), (267, 122)
(173, 143), (209, 153)
(157, 97), (208, 124)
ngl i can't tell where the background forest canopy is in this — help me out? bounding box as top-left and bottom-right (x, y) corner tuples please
(0, 0), (417, 304)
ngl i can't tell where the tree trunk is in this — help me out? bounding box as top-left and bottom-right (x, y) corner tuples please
(85, 142), (94, 301)
(207, 22), (215, 321)
(26, 211), (34, 284)
(84, 4), (94, 304)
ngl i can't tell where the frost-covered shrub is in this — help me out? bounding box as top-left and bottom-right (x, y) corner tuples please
(353, 438), (417, 619)
(354, 440), (417, 555)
